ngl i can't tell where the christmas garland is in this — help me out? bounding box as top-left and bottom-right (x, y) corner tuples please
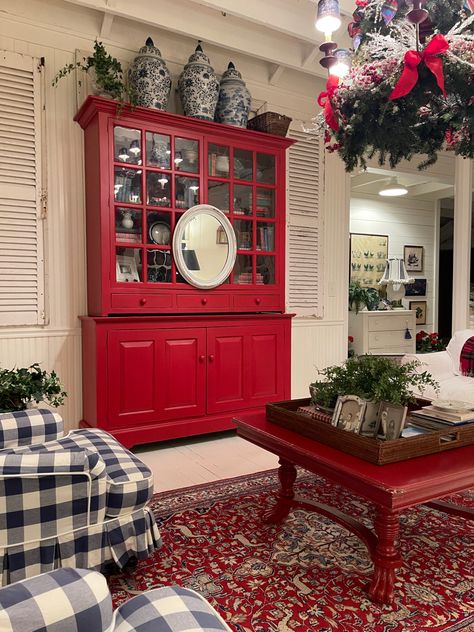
(315, 0), (474, 171)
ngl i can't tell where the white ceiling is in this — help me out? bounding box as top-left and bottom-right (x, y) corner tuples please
(350, 167), (455, 201)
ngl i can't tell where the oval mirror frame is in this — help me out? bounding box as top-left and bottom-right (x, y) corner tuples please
(172, 204), (237, 289)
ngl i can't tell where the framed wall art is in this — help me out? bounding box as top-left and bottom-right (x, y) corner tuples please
(409, 300), (427, 325)
(350, 233), (389, 289)
(404, 245), (424, 272)
(116, 254), (140, 283)
(405, 277), (427, 297)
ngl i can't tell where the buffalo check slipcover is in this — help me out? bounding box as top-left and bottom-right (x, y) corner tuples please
(0, 568), (233, 632)
(0, 410), (161, 585)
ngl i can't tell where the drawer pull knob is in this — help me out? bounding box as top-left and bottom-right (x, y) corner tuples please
(209, 354), (215, 362)
(255, 297), (261, 305)
(139, 298), (147, 305)
(199, 355), (205, 363)
(201, 298), (208, 305)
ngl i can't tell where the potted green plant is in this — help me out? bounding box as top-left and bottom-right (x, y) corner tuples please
(0, 364), (67, 412)
(349, 281), (379, 313)
(52, 40), (135, 104)
(309, 354), (438, 411)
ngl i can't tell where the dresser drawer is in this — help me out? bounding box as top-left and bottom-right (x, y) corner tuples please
(369, 330), (412, 349)
(176, 294), (230, 310)
(111, 294), (174, 310)
(368, 313), (414, 332)
(233, 294), (280, 311)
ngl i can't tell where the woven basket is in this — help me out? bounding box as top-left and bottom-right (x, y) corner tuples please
(247, 112), (292, 136)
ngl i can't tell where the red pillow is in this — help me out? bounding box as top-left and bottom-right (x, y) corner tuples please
(460, 336), (474, 377)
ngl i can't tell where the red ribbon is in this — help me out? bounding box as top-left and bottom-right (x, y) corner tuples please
(390, 34), (449, 100)
(318, 76), (340, 132)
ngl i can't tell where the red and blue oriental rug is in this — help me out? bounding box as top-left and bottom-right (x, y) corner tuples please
(108, 469), (474, 631)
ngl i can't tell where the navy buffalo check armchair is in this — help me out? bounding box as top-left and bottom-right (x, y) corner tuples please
(0, 567), (232, 631)
(0, 409), (161, 585)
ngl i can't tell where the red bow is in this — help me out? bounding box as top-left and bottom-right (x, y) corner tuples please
(390, 34), (449, 100)
(318, 76), (340, 132)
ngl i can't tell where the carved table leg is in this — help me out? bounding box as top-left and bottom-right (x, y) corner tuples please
(264, 458), (297, 523)
(368, 508), (402, 605)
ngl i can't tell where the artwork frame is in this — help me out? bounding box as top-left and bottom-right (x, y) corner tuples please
(404, 245), (424, 272)
(116, 254), (140, 283)
(350, 233), (389, 289)
(409, 300), (427, 325)
(378, 402), (407, 441)
(405, 277), (427, 297)
(331, 395), (367, 434)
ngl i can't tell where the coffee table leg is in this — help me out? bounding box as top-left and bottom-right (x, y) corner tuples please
(264, 458), (297, 523)
(369, 508), (402, 605)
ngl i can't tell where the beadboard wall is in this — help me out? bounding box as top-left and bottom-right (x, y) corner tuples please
(350, 195), (437, 332)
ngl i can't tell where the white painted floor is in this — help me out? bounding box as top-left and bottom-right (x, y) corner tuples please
(133, 430), (279, 492)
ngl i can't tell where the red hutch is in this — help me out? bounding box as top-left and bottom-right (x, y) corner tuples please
(76, 96), (294, 448)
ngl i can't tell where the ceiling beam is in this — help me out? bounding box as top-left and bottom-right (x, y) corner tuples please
(100, 12), (114, 38)
(408, 182), (454, 198)
(350, 174), (388, 189)
(62, 0), (329, 78)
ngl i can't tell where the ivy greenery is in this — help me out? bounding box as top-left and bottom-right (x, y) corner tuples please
(348, 281), (380, 313)
(0, 364), (67, 412)
(53, 40), (135, 104)
(309, 354), (438, 409)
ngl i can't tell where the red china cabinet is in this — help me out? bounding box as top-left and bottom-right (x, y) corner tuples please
(76, 97), (294, 448)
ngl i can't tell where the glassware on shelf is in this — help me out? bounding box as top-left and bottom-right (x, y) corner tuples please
(208, 181), (229, 213)
(146, 132), (171, 168)
(234, 148), (253, 181)
(147, 172), (171, 207)
(175, 138), (199, 173)
(233, 184), (252, 216)
(114, 168), (142, 204)
(115, 247), (142, 283)
(208, 143), (230, 177)
(114, 127), (142, 165)
(257, 153), (275, 184)
(175, 176), (199, 209)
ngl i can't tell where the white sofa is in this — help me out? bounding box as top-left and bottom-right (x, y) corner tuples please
(404, 329), (474, 403)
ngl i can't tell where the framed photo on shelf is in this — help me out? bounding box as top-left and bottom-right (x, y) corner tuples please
(331, 395), (367, 434)
(404, 245), (424, 272)
(405, 277), (427, 297)
(409, 300), (427, 325)
(378, 402), (407, 441)
(116, 254), (140, 283)
(350, 233), (389, 289)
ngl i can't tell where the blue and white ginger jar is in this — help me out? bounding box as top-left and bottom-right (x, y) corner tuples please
(178, 42), (219, 120)
(128, 37), (171, 110)
(215, 62), (251, 128)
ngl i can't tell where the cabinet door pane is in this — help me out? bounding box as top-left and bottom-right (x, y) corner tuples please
(208, 181), (229, 213)
(175, 138), (199, 173)
(114, 126), (142, 165)
(146, 132), (171, 168)
(116, 248), (142, 283)
(208, 144), (229, 177)
(147, 211), (171, 245)
(257, 153), (275, 184)
(234, 219), (253, 250)
(175, 176), (200, 209)
(256, 188), (274, 218)
(233, 254), (253, 285)
(115, 208), (142, 244)
(257, 255), (275, 285)
(147, 172), (171, 207)
(147, 249), (171, 283)
(233, 184), (253, 216)
(114, 168), (142, 204)
(256, 221), (275, 252)
(234, 148), (253, 181)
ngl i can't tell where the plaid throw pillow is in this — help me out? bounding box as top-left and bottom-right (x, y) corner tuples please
(460, 336), (474, 376)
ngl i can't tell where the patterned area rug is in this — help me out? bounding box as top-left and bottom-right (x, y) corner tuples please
(108, 469), (474, 631)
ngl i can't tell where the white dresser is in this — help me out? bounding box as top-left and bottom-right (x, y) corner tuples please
(348, 310), (416, 355)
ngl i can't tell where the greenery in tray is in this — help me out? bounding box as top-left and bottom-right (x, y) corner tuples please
(309, 354), (438, 410)
(52, 40), (135, 105)
(0, 364), (67, 412)
(349, 281), (380, 313)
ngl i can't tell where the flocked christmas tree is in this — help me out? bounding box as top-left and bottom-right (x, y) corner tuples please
(315, 0), (474, 171)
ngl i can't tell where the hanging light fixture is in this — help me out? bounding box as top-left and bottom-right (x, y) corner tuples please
(118, 147), (129, 161)
(329, 48), (352, 77)
(378, 177), (408, 197)
(315, 0), (342, 70)
(129, 139), (141, 155)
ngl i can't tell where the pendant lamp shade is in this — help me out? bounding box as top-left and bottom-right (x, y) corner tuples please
(315, 0), (341, 35)
(379, 177), (408, 197)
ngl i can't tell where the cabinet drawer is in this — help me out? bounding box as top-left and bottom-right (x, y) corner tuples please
(369, 330), (412, 349)
(176, 294), (230, 310)
(233, 294), (280, 311)
(111, 294), (174, 310)
(368, 314), (414, 332)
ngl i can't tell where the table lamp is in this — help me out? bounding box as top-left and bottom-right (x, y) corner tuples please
(378, 258), (413, 308)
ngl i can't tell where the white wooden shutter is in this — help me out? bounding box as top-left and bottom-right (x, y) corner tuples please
(286, 127), (322, 317)
(0, 51), (45, 325)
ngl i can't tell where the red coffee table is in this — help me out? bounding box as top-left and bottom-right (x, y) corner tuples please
(234, 413), (474, 605)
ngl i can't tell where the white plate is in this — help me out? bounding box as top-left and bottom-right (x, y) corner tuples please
(149, 221), (171, 245)
(431, 399), (474, 413)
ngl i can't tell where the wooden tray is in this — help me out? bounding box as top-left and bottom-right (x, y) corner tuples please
(266, 398), (474, 465)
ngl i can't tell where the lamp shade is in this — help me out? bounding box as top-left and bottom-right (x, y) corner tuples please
(329, 48), (352, 77)
(378, 258), (412, 286)
(378, 177), (408, 197)
(315, 0), (341, 34)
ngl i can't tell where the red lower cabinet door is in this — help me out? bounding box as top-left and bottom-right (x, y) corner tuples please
(107, 328), (206, 427)
(207, 323), (286, 414)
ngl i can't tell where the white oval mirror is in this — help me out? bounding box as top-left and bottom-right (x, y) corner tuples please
(172, 204), (237, 289)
